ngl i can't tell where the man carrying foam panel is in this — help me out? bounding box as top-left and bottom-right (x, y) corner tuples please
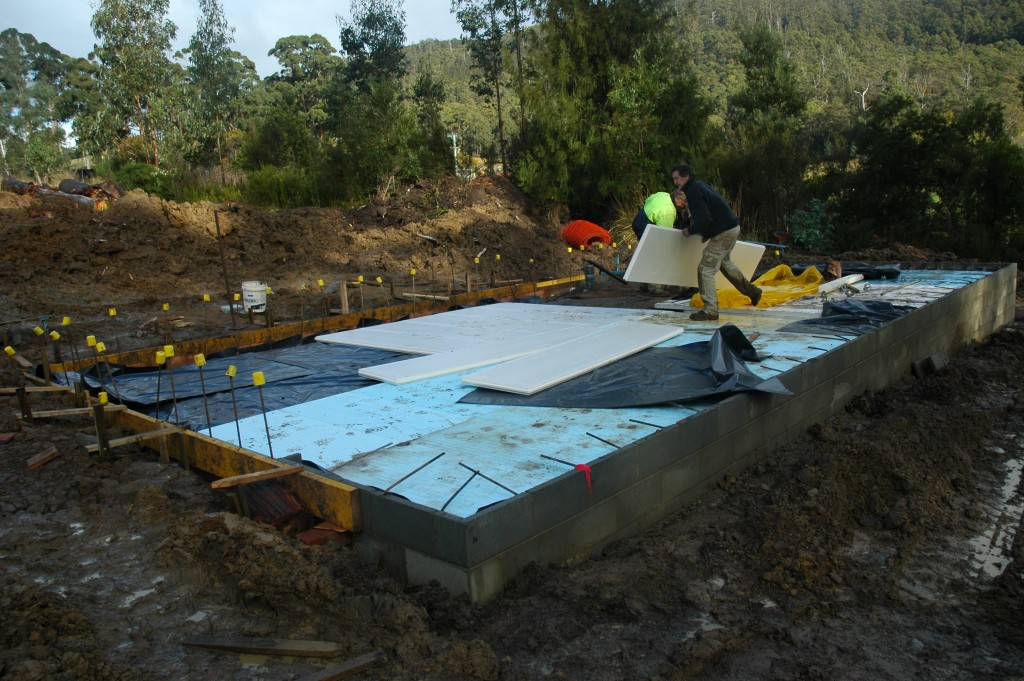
(671, 164), (762, 322)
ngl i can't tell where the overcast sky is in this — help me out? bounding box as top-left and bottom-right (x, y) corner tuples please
(3, 0), (464, 78)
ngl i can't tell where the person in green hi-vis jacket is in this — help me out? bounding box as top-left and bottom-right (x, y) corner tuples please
(630, 190), (687, 239)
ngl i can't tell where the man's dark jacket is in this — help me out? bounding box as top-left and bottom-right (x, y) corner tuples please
(681, 177), (740, 239)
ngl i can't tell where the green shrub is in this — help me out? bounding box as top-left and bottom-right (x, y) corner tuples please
(788, 198), (835, 253)
(241, 166), (320, 208)
(114, 162), (175, 199)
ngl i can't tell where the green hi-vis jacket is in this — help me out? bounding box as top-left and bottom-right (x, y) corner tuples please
(642, 192), (676, 228)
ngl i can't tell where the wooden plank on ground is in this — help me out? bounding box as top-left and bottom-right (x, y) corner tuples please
(0, 386), (73, 395)
(182, 636), (345, 657)
(21, 405), (126, 419)
(84, 427), (182, 453)
(27, 445), (59, 469)
(297, 652), (383, 680)
(211, 464), (304, 489)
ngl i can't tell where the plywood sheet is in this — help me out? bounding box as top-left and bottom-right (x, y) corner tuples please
(462, 321), (683, 395)
(623, 226), (765, 288)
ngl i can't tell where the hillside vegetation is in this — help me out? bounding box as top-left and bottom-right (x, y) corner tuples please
(1, 0), (1022, 259)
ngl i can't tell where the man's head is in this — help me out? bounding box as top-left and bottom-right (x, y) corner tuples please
(671, 163), (695, 188)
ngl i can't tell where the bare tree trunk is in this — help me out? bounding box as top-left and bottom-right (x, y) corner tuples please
(495, 76), (508, 174)
(510, 0), (527, 144)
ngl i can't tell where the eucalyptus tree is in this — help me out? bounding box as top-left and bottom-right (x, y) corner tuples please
(453, 0), (509, 171)
(187, 0), (253, 180)
(0, 29), (74, 174)
(90, 0), (177, 165)
(337, 0), (408, 90)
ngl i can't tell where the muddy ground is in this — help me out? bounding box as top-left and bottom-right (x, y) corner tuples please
(0, 180), (1022, 680)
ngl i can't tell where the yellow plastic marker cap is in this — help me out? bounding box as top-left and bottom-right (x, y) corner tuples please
(86, 335), (97, 347)
(265, 286), (272, 294)
(598, 243), (604, 249)
(775, 249), (781, 256)
(233, 293), (240, 301)
(579, 243), (585, 250)
(156, 351), (166, 365)
(33, 326), (43, 336)
(568, 247), (573, 253)
(108, 308), (116, 316)
(95, 341), (107, 353)
(612, 242), (617, 248)
(375, 276), (382, 284)
(4, 346), (15, 356)
(410, 268), (417, 276)
(495, 254), (501, 261)
(252, 371), (266, 387)
(202, 293), (210, 302)
(49, 331), (60, 341)
(162, 303), (169, 311)
(529, 258), (534, 264)
(62, 316), (71, 326)
(194, 353), (206, 367)
(163, 345), (175, 358)
(628, 244), (633, 250)
(317, 279), (324, 287)
(225, 364), (237, 378)
(98, 392), (108, 405)
(357, 275), (364, 283)
(474, 257), (479, 264)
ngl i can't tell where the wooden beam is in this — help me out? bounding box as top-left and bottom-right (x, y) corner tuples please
(297, 652), (383, 680)
(27, 445), (59, 469)
(211, 464), (305, 489)
(182, 636), (346, 657)
(84, 426), (182, 453)
(0, 386), (73, 395)
(20, 405), (125, 420)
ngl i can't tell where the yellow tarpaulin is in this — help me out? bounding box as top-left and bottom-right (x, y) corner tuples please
(692, 264), (823, 309)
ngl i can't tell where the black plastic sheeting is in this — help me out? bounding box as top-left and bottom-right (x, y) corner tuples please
(778, 299), (915, 337)
(458, 324), (790, 409)
(80, 340), (410, 432)
(790, 262), (901, 280)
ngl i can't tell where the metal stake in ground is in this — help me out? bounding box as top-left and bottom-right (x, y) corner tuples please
(161, 302), (171, 346)
(163, 344), (181, 425)
(94, 341), (121, 402)
(62, 317), (82, 375)
(214, 210), (238, 330)
(108, 308), (123, 359)
(47, 330), (63, 367)
(202, 293), (211, 331)
(356, 275), (365, 312)
(86, 335), (104, 392)
(194, 353), (214, 436)
(154, 350), (166, 417)
(252, 371), (274, 458)
(226, 364), (242, 446)
(32, 326), (51, 384)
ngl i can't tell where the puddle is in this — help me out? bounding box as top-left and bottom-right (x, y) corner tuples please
(967, 455), (1023, 580)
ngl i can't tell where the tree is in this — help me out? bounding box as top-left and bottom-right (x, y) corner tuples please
(453, 0), (508, 171)
(266, 34), (343, 139)
(187, 0), (251, 181)
(0, 29), (74, 174)
(515, 0), (696, 215)
(730, 23), (807, 128)
(90, 0), (177, 165)
(338, 0), (408, 90)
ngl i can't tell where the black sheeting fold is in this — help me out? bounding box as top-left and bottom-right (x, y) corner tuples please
(778, 299), (914, 337)
(458, 323), (790, 408)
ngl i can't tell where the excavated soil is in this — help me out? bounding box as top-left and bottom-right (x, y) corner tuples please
(0, 179), (1022, 680)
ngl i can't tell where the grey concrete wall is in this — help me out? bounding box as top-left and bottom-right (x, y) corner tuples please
(355, 264), (1017, 602)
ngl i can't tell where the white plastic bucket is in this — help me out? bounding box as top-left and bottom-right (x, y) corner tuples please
(241, 281), (267, 312)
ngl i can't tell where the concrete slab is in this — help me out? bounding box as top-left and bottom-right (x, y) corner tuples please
(208, 264), (1013, 601)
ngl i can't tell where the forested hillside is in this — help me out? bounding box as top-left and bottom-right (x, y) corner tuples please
(2, 0), (1022, 259)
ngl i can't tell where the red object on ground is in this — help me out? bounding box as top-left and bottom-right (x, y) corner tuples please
(560, 220), (612, 248)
